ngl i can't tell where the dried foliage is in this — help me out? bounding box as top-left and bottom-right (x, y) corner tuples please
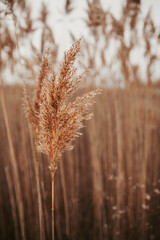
(24, 40), (100, 240)
(24, 40), (100, 178)
(65, 0), (73, 14)
(1, 86), (160, 240)
(86, 0), (106, 28)
(82, 0), (160, 87)
(0, 1), (57, 82)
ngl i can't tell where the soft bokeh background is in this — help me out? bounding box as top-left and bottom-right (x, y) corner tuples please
(27, 0), (160, 51)
(1, 0), (160, 84)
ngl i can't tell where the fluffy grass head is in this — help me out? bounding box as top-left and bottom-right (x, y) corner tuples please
(24, 39), (101, 178)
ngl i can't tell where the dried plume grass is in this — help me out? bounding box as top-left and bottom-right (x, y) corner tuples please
(24, 39), (100, 178)
(24, 39), (100, 239)
(87, 0), (106, 28)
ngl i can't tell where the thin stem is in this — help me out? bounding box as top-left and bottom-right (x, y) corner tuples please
(29, 127), (45, 239)
(0, 78), (26, 240)
(5, 167), (19, 240)
(35, 143), (44, 240)
(60, 161), (70, 236)
(52, 176), (55, 240)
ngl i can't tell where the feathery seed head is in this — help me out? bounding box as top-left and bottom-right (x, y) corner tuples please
(24, 39), (101, 177)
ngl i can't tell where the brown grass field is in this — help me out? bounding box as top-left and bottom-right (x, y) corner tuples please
(0, 85), (160, 240)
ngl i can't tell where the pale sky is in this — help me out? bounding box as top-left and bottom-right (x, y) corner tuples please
(27, 0), (160, 55)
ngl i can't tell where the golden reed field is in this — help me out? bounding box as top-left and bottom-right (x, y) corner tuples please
(1, 0), (160, 240)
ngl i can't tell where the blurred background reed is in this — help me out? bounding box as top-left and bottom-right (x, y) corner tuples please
(0, 0), (160, 239)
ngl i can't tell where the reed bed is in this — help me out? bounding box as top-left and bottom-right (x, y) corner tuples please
(0, 85), (160, 240)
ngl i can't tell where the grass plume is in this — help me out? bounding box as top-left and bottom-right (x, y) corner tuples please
(24, 39), (100, 240)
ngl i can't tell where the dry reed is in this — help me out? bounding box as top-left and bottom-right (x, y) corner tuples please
(1, 85), (160, 240)
(0, 78), (26, 240)
(24, 39), (100, 240)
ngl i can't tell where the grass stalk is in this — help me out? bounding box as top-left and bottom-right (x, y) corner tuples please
(35, 144), (45, 240)
(24, 40), (100, 240)
(60, 161), (70, 236)
(28, 127), (45, 239)
(52, 176), (55, 240)
(0, 79), (26, 240)
(5, 167), (19, 240)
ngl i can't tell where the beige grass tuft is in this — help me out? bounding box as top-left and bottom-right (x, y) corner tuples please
(24, 39), (100, 240)
(24, 39), (100, 177)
